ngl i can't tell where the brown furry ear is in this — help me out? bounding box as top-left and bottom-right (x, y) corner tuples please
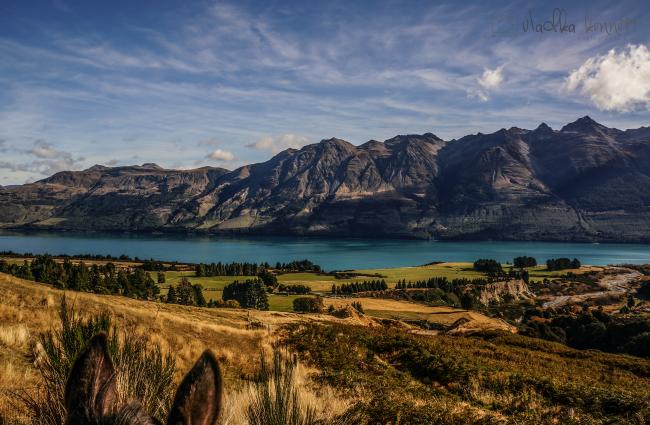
(167, 350), (222, 425)
(64, 333), (118, 421)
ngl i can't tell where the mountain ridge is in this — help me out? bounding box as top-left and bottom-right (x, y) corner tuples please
(1, 117), (649, 242)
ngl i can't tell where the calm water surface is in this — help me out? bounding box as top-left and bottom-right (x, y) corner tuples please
(1, 231), (649, 270)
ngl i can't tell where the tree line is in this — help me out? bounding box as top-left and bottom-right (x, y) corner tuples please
(546, 258), (581, 271)
(0, 255), (159, 300)
(193, 259), (322, 277)
(331, 279), (388, 295)
(396, 276), (488, 291)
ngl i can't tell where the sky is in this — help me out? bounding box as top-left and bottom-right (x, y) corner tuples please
(1, 0), (649, 184)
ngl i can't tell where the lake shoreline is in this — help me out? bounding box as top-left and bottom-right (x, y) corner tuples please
(1, 230), (649, 269)
(2, 226), (649, 245)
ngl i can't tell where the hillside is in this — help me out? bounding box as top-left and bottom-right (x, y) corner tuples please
(1, 117), (650, 241)
(2, 272), (650, 424)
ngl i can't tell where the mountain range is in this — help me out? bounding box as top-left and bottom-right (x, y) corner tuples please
(2, 116), (650, 242)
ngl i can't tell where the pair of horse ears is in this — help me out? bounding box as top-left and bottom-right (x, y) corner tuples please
(65, 333), (223, 425)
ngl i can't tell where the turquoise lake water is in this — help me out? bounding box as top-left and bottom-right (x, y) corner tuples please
(1, 231), (649, 270)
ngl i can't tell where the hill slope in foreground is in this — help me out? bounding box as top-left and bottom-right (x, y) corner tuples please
(1, 273), (649, 424)
(2, 116), (650, 242)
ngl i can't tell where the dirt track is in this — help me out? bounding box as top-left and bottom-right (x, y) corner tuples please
(542, 268), (642, 309)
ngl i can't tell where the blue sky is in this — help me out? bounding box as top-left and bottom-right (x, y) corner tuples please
(1, 0), (649, 183)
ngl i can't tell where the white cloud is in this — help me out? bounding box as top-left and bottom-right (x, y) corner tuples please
(207, 149), (234, 161)
(246, 134), (309, 154)
(478, 65), (505, 90)
(468, 65), (505, 102)
(565, 44), (650, 112)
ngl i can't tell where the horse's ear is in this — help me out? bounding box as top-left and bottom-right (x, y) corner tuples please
(167, 350), (222, 425)
(64, 333), (118, 420)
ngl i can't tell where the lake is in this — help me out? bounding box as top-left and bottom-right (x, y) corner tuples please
(1, 231), (649, 270)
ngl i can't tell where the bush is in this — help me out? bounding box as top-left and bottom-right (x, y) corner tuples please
(293, 297), (324, 313)
(18, 297), (176, 424)
(278, 284), (311, 295)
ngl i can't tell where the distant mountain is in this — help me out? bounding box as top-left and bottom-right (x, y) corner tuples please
(1, 117), (649, 242)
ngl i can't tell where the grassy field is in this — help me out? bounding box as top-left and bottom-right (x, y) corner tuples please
(163, 262), (594, 292)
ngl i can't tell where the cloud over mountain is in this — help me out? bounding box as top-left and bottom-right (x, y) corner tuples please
(566, 44), (650, 112)
(246, 134), (309, 154)
(207, 149), (235, 161)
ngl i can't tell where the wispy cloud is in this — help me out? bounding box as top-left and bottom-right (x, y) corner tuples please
(246, 134), (310, 154)
(0, 1), (649, 184)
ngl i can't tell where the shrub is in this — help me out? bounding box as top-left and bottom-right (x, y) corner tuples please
(207, 299), (241, 308)
(278, 284), (311, 295)
(18, 297), (176, 424)
(293, 297), (324, 313)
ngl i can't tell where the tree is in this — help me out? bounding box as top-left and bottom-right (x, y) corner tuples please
(513, 256), (537, 268)
(473, 259), (503, 275)
(223, 279), (269, 310)
(157, 272), (166, 284)
(166, 285), (178, 304)
(546, 258), (581, 271)
(177, 278), (195, 305)
(257, 269), (278, 288)
(193, 284), (207, 307)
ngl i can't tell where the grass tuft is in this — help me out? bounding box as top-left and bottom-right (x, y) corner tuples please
(247, 349), (318, 425)
(17, 296), (176, 424)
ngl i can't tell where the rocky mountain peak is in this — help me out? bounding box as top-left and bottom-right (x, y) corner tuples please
(140, 163), (164, 170)
(534, 122), (553, 132)
(560, 115), (607, 133)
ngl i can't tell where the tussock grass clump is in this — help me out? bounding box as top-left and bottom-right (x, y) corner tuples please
(19, 297), (176, 425)
(247, 349), (317, 425)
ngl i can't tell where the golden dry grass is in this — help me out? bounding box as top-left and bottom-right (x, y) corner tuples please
(0, 272), (357, 422)
(326, 297), (516, 332)
(0, 272), (527, 422)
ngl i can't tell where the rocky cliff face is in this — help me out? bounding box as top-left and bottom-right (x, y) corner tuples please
(478, 280), (534, 305)
(1, 117), (649, 241)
